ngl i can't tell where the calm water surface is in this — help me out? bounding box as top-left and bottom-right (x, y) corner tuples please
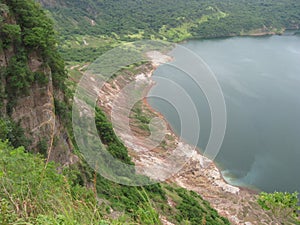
(148, 35), (300, 192)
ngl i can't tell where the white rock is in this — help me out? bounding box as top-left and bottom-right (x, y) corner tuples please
(135, 73), (148, 82)
(146, 51), (172, 67)
(214, 180), (240, 194)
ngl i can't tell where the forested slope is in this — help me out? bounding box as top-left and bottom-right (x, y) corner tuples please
(37, 0), (300, 62)
(40, 0), (300, 39)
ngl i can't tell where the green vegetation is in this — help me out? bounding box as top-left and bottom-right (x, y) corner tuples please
(59, 35), (120, 62)
(0, 0), (67, 104)
(165, 185), (230, 225)
(258, 192), (300, 224)
(0, 117), (30, 149)
(0, 0), (72, 157)
(43, 0), (300, 39)
(0, 123), (230, 225)
(2, 0), (300, 224)
(95, 107), (133, 165)
(0, 140), (105, 224)
(39, 0), (300, 62)
(93, 107), (230, 224)
(131, 101), (152, 134)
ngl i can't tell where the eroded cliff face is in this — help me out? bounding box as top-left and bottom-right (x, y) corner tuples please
(0, 47), (75, 165)
(0, 2), (76, 165)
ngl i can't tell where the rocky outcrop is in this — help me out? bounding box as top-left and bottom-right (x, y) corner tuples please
(0, 46), (76, 164)
(0, 4), (76, 165)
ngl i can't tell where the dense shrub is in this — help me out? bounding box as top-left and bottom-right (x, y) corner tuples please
(0, 118), (30, 149)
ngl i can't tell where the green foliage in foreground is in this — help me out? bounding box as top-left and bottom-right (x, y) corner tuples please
(0, 140), (106, 224)
(0, 139), (230, 225)
(0, 139), (162, 225)
(0, 107), (231, 225)
(258, 191), (300, 223)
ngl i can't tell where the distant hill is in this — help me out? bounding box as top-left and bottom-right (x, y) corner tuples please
(38, 0), (300, 40)
(36, 0), (300, 62)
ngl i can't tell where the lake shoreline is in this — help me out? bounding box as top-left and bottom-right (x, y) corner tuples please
(96, 40), (281, 224)
(177, 27), (300, 45)
(140, 50), (279, 224)
(147, 33), (300, 196)
(143, 51), (259, 194)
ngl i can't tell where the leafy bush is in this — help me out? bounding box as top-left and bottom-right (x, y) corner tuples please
(258, 191), (300, 221)
(174, 188), (230, 225)
(0, 24), (21, 47)
(95, 107), (133, 165)
(5, 53), (34, 96)
(0, 117), (30, 149)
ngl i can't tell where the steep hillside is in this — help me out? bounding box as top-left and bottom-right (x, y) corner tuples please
(0, 1), (233, 224)
(0, 0), (75, 164)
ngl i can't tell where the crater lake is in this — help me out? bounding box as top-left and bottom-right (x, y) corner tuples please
(148, 34), (300, 192)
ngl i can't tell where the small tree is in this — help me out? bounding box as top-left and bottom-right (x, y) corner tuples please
(258, 191), (300, 221)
